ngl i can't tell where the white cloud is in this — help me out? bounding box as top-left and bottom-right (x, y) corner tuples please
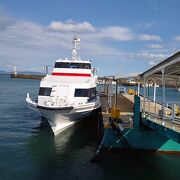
(138, 34), (161, 41)
(120, 52), (165, 62)
(0, 16), (162, 54)
(99, 26), (134, 41)
(147, 44), (163, 49)
(137, 52), (167, 59)
(48, 21), (95, 32)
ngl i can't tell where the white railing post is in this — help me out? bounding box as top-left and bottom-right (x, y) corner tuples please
(154, 101), (157, 115)
(148, 99), (150, 114)
(172, 103), (175, 130)
(110, 95), (112, 108)
(140, 99), (142, 112)
(171, 103), (175, 120)
(147, 81), (150, 116)
(153, 81), (157, 121)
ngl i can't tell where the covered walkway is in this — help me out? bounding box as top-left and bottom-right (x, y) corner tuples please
(139, 51), (180, 132)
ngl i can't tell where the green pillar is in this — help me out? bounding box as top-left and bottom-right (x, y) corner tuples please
(134, 95), (141, 130)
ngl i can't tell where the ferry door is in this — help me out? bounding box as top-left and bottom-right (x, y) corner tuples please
(57, 85), (70, 105)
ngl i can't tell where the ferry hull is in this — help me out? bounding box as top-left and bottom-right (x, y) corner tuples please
(37, 103), (101, 135)
(38, 108), (99, 135)
(26, 89), (101, 135)
(26, 94), (101, 135)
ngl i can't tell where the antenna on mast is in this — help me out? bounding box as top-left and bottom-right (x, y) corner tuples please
(72, 35), (80, 60)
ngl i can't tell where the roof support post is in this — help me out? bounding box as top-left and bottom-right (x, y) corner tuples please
(154, 81), (157, 115)
(137, 81), (140, 96)
(148, 81), (150, 115)
(104, 79), (108, 95)
(143, 77), (147, 116)
(115, 80), (118, 107)
(153, 81), (157, 102)
(171, 104), (175, 126)
(161, 69), (165, 121)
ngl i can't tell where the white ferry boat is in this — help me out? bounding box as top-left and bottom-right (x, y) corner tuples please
(26, 36), (101, 135)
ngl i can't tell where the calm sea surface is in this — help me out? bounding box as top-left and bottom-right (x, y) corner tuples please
(0, 75), (180, 180)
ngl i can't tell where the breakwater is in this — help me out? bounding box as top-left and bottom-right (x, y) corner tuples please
(11, 74), (45, 80)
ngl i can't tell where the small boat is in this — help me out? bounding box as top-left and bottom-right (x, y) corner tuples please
(127, 78), (136, 85)
(26, 36), (101, 135)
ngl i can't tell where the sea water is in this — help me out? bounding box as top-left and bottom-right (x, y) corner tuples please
(0, 75), (180, 180)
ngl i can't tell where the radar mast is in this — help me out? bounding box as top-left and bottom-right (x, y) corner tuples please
(72, 35), (80, 60)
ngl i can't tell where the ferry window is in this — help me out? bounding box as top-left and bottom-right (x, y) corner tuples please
(81, 63), (91, 69)
(54, 62), (91, 69)
(89, 88), (96, 97)
(70, 65), (77, 68)
(84, 64), (91, 69)
(88, 88), (97, 101)
(39, 87), (52, 96)
(54, 62), (68, 68)
(71, 63), (81, 69)
(74, 89), (89, 97)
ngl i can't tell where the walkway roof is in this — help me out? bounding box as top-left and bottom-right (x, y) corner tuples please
(140, 51), (180, 86)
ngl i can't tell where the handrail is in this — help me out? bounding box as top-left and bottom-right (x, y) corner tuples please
(140, 97), (180, 125)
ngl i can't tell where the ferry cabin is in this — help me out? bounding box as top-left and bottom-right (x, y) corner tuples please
(38, 60), (97, 108)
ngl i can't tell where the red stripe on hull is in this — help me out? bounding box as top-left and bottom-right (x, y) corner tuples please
(52, 72), (91, 77)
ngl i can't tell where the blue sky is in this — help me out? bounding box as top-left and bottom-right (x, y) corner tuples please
(0, 0), (180, 76)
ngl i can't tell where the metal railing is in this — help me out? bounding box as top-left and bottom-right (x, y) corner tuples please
(140, 98), (180, 124)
